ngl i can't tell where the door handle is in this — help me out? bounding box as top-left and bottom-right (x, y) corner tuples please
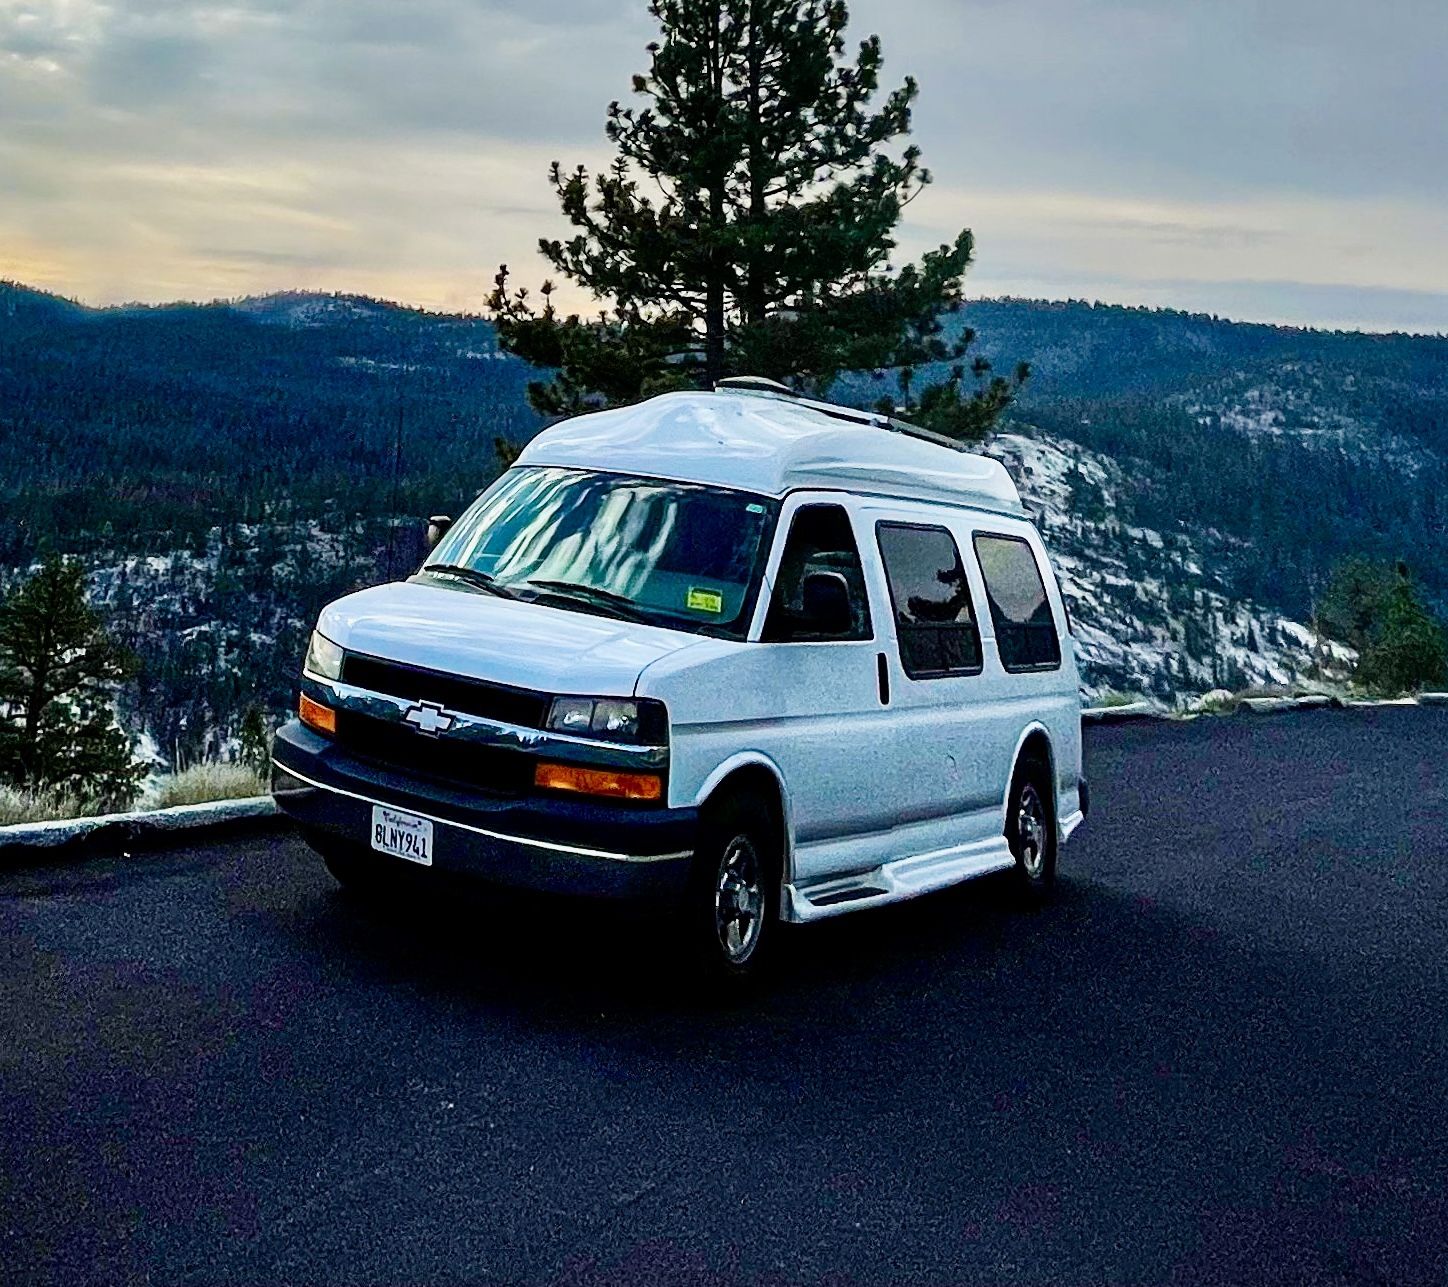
(877, 652), (891, 706)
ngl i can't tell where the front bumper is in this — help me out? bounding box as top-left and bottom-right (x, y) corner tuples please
(271, 721), (698, 904)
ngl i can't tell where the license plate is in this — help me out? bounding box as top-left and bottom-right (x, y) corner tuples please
(370, 806), (434, 866)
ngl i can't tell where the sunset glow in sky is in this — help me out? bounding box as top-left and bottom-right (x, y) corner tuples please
(3, 0), (1446, 331)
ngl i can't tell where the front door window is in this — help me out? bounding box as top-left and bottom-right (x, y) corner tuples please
(762, 504), (873, 642)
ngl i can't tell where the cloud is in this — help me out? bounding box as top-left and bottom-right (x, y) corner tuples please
(873, 0), (1448, 204)
(1, 0), (1445, 330)
(910, 183), (1448, 291)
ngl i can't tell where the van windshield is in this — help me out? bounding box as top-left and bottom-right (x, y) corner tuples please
(421, 467), (781, 639)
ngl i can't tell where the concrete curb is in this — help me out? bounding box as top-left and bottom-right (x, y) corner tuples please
(1344, 697), (1421, 709)
(0, 796), (284, 865)
(1081, 701), (1165, 724)
(1239, 694), (1340, 715)
(1084, 693), (1443, 723)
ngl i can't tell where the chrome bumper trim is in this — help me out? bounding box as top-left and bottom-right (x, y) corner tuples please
(271, 758), (690, 864)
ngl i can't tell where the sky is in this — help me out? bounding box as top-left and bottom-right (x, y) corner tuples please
(2, 0), (1446, 332)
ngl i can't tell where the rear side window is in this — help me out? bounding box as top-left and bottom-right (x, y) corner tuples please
(973, 534), (1062, 672)
(876, 523), (983, 679)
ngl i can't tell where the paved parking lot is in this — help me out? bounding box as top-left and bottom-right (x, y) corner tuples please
(3, 707), (1447, 1284)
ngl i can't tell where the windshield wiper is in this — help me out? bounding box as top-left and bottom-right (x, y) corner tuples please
(420, 564), (517, 599)
(519, 579), (654, 624)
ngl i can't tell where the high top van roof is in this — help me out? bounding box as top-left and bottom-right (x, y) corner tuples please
(513, 388), (1026, 517)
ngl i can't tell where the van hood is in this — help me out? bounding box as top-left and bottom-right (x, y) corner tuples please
(317, 579), (704, 696)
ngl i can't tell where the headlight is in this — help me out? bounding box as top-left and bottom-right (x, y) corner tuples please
(304, 630), (345, 682)
(544, 696), (666, 744)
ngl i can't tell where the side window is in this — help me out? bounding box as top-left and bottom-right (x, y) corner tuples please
(762, 505), (873, 642)
(876, 522), (983, 679)
(973, 533), (1063, 672)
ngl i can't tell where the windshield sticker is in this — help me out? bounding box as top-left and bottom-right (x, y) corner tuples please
(687, 587), (724, 614)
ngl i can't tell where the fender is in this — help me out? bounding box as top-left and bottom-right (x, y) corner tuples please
(692, 750), (796, 882)
(1001, 720), (1055, 826)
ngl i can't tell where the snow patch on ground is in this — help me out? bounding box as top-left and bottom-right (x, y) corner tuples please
(987, 431), (1354, 702)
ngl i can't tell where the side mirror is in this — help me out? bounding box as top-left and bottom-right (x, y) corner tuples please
(425, 515), (453, 551)
(801, 570), (853, 637)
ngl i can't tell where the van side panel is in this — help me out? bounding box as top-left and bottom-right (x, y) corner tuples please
(639, 493), (1083, 891)
(861, 501), (1084, 857)
(639, 640), (901, 883)
(857, 502), (1012, 861)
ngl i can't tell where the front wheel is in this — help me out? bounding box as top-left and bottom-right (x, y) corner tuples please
(1008, 762), (1057, 900)
(683, 794), (780, 988)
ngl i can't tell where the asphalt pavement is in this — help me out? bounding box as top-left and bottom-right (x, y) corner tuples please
(3, 707), (1446, 1285)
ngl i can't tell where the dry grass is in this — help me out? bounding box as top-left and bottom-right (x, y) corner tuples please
(151, 762), (267, 810)
(0, 785), (93, 827)
(0, 762), (266, 827)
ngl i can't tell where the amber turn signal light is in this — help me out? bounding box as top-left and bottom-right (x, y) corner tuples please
(534, 762), (662, 802)
(299, 692), (337, 737)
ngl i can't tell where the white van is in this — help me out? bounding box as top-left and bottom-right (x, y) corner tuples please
(271, 384), (1087, 982)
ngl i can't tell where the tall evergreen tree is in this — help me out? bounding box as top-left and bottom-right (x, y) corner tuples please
(1356, 564), (1447, 694)
(489, 0), (1025, 440)
(238, 704), (272, 774)
(0, 557), (143, 809)
(1318, 557), (1397, 654)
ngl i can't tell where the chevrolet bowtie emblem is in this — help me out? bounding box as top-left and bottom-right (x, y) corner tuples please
(403, 701), (455, 737)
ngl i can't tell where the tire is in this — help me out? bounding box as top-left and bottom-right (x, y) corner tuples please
(683, 792), (781, 989)
(1007, 758), (1057, 900)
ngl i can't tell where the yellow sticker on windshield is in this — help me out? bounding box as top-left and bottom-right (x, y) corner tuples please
(687, 587), (724, 614)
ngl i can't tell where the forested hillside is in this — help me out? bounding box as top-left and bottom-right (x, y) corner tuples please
(0, 284), (541, 562)
(964, 300), (1448, 618)
(2, 282), (1444, 766)
(844, 298), (1448, 618)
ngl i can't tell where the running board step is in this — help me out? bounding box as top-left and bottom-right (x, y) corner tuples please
(808, 885), (888, 908)
(785, 840), (1015, 923)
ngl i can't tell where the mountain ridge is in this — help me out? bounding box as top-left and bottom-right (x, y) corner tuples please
(7, 279), (1445, 341)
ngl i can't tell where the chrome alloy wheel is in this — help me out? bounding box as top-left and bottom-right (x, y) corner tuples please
(714, 835), (765, 964)
(1016, 782), (1048, 880)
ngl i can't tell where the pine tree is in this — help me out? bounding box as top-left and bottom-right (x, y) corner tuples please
(238, 704), (271, 773)
(1356, 565), (1447, 694)
(489, 0), (1025, 441)
(1318, 557), (1397, 654)
(494, 436), (522, 469)
(0, 556), (143, 809)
